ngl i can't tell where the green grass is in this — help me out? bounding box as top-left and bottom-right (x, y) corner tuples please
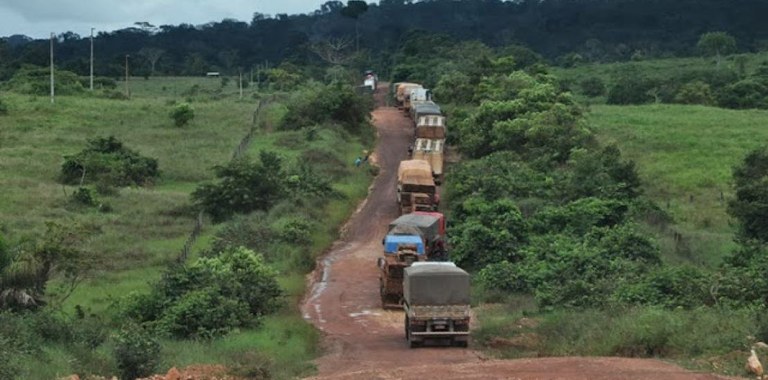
(473, 304), (757, 378)
(0, 78), (377, 378)
(586, 103), (768, 265)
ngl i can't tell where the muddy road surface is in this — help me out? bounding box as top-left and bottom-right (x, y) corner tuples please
(300, 84), (735, 380)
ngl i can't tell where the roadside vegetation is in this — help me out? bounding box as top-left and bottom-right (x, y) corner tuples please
(0, 68), (374, 378)
(388, 30), (768, 377)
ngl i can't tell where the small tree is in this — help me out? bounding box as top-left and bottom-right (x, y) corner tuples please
(170, 103), (195, 127)
(697, 31), (737, 67)
(729, 145), (768, 242)
(674, 80), (714, 105)
(113, 323), (160, 380)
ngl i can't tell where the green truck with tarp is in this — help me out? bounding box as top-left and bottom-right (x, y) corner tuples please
(403, 262), (470, 348)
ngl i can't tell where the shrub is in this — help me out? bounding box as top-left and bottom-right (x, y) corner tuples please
(674, 80), (714, 105)
(728, 145), (768, 242)
(280, 83), (372, 135)
(0, 98), (8, 116)
(579, 77), (606, 97)
(71, 187), (97, 206)
(170, 103), (195, 127)
(192, 151), (285, 223)
(449, 196), (529, 269)
(121, 247), (281, 338)
(613, 266), (711, 308)
(113, 323), (160, 380)
(717, 79), (768, 109)
(60, 136), (159, 187)
(607, 74), (657, 104)
(7, 66), (84, 95)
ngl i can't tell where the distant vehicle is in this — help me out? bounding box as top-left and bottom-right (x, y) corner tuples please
(363, 70), (377, 93)
(404, 262), (471, 347)
(395, 82), (423, 109)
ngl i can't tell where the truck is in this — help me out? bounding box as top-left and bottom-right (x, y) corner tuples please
(395, 83), (423, 109)
(388, 212), (447, 261)
(411, 138), (445, 185)
(363, 70), (377, 93)
(411, 101), (442, 123)
(407, 88), (432, 113)
(377, 235), (426, 309)
(416, 115), (446, 139)
(404, 262), (471, 348)
(397, 160), (439, 214)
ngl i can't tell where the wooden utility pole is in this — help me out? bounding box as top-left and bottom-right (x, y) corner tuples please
(50, 33), (55, 104)
(124, 54), (130, 98)
(90, 28), (94, 91)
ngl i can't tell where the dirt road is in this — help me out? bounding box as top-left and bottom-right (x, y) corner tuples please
(300, 84), (735, 380)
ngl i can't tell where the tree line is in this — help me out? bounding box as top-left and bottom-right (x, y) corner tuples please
(2, 0), (768, 80)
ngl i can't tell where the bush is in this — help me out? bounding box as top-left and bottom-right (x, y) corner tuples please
(607, 74), (657, 104)
(7, 66), (84, 95)
(280, 83), (372, 135)
(728, 145), (768, 242)
(60, 136), (159, 187)
(71, 187), (97, 206)
(613, 266), (711, 308)
(192, 152), (285, 223)
(674, 80), (714, 105)
(449, 196), (529, 269)
(170, 103), (195, 127)
(113, 323), (160, 380)
(0, 98), (8, 116)
(717, 79), (768, 109)
(121, 247), (281, 338)
(579, 77), (606, 97)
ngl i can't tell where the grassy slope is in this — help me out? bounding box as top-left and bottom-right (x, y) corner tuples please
(587, 103), (768, 265)
(1, 77), (373, 379)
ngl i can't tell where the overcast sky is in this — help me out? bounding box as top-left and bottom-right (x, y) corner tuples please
(0, 0), (331, 39)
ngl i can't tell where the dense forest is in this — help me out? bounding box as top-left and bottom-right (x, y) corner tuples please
(2, 0), (768, 80)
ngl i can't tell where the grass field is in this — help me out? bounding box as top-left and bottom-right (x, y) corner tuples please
(0, 76), (375, 378)
(585, 103), (768, 266)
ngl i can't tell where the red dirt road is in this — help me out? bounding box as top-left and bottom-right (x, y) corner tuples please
(300, 84), (736, 380)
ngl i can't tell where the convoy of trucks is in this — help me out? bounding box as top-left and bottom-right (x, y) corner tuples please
(373, 79), (468, 347)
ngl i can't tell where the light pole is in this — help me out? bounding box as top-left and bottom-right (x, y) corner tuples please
(50, 33), (55, 104)
(89, 28), (94, 91)
(124, 54), (130, 98)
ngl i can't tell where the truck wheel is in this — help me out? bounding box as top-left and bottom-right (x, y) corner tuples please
(404, 316), (409, 340)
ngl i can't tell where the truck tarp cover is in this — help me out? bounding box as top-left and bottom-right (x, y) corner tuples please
(413, 102), (442, 118)
(389, 214), (440, 240)
(384, 235), (425, 254)
(398, 160), (433, 183)
(404, 264), (470, 305)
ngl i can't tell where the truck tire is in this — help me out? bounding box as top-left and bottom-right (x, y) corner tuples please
(404, 315), (409, 340)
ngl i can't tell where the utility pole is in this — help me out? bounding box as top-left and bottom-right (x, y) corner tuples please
(50, 33), (55, 104)
(124, 54), (130, 98)
(89, 28), (94, 91)
(239, 70), (243, 99)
